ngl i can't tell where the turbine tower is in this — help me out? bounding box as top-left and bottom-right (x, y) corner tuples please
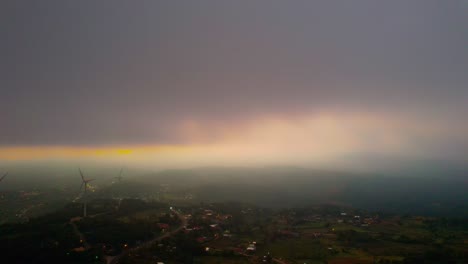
(0, 172), (7, 183)
(114, 168), (123, 183)
(79, 168), (95, 217)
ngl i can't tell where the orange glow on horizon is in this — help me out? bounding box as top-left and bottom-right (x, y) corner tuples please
(0, 112), (459, 165)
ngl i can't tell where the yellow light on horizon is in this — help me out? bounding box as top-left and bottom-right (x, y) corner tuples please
(0, 111), (447, 165)
(117, 149), (133, 155)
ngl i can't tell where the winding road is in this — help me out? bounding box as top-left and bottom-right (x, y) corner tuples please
(107, 209), (187, 264)
(70, 216), (91, 250)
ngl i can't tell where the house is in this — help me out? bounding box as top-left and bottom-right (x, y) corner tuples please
(217, 214), (232, 220)
(158, 223), (170, 230)
(72, 246), (86, 252)
(246, 243), (256, 252)
(223, 230), (233, 238)
(204, 209), (214, 216)
(313, 232), (322, 238)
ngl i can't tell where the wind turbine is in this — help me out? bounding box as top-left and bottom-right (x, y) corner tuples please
(79, 168), (95, 217)
(114, 168), (123, 183)
(0, 172), (7, 183)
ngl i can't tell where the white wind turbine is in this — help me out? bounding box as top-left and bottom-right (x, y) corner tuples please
(79, 168), (95, 217)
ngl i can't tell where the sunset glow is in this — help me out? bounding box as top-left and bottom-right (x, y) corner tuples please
(2, 111), (464, 167)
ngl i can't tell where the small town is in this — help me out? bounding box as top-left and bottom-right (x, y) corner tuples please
(1, 174), (468, 264)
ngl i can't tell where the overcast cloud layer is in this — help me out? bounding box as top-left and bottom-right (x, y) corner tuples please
(0, 1), (467, 162)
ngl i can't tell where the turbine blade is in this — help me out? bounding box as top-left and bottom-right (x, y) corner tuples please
(80, 182), (84, 190)
(0, 172), (7, 182)
(78, 168), (85, 181)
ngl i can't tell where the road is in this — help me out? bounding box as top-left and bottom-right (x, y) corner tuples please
(70, 216), (91, 250)
(272, 258), (289, 264)
(107, 209), (187, 264)
(239, 252), (290, 264)
(69, 211), (112, 251)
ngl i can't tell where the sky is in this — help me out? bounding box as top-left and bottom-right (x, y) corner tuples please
(0, 1), (467, 168)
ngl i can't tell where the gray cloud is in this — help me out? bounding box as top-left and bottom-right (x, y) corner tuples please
(0, 0), (467, 148)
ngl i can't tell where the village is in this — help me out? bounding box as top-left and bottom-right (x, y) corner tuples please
(1, 194), (467, 264)
(120, 202), (389, 264)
